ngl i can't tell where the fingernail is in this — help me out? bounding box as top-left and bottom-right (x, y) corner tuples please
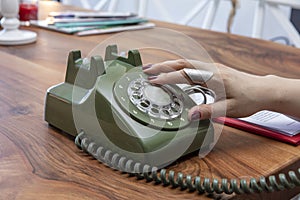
(148, 76), (158, 80)
(142, 64), (152, 70)
(190, 112), (201, 121)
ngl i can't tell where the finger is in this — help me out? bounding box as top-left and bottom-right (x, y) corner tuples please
(148, 69), (191, 85)
(144, 60), (219, 76)
(188, 101), (227, 121)
(143, 59), (193, 75)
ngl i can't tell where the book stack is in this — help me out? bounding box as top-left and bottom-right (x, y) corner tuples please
(30, 11), (155, 36)
(215, 110), (300, 146)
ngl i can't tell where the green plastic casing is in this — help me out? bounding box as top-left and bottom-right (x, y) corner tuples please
(44, 45), (214, 163)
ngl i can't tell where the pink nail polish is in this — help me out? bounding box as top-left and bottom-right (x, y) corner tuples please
(190, 112), (201, 121)
(148, 76), (158, 80)
(142, 64), (152, 70)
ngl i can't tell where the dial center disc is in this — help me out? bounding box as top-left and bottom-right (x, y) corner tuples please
(143, 85), (172, 106)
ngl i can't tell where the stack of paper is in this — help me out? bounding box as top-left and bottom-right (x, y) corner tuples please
(30, 11), (155, 36)
(214, 110), (300, 146)
(239, 111), (300, 137)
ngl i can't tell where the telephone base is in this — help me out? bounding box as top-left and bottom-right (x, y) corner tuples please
(45, 45), (215, 166)
(45, 82), (78, 136)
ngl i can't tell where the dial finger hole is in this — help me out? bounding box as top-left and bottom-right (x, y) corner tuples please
(174, 99), (181, 107)
(132, 92), (142, 100)
(152, 104), (159, 108)
(162, 109), (171, 116)
(171, 106), (179, 113)
(140, 99), (150, 108)
(150, 107), (159, 114)
(131, 84), (141, 91)
(134, 80), (142, 85)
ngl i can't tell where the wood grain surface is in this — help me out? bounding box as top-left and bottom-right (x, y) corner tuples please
(0, 1), (299, 200)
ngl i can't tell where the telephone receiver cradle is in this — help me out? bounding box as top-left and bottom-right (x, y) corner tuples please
(45, 45), (214, 168)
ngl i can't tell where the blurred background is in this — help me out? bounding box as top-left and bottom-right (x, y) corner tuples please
(57, 0), (300, 47)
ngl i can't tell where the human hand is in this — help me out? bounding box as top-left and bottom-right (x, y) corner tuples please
(143, 60), (276, 121)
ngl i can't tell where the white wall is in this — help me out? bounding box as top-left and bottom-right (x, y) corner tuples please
(64, 0), (293, 45)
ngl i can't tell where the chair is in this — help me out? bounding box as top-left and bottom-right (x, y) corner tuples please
(252, 0), (300, 47)
(152, 0), (236, 32)
(179, 0), (222, 29)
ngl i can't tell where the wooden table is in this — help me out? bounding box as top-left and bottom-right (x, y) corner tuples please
(0, 1), (299, 200)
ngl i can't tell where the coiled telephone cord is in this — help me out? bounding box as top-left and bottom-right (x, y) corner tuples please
(75, 131), (300, 195)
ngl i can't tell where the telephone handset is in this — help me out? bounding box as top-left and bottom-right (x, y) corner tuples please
(44, 45), (299, 195)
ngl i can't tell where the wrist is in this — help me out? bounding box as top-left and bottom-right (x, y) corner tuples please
(257, 75), (283, 112)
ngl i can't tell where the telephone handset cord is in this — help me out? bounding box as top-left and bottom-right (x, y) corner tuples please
(75, 131), (300, 195)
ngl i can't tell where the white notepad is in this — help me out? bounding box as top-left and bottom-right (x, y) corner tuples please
(239, 110), (300, 136)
